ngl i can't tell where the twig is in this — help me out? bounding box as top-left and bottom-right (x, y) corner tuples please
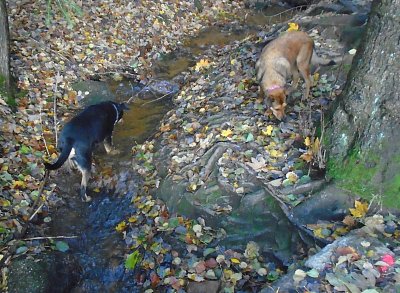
(140, 91), (173, 107)
(28, 202), (44, 222)
(126, 79), (154, 104)
(264, 5), (308, 25)
(263, 183), (330, 245)
(39, 105), (50, 157)
(28, 170), (50, 223)
(22, 235), (78, 241)
(328, 52), (346, 100)
(92, 71), (137, 77)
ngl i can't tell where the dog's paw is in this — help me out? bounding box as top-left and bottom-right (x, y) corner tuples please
(82, 194), (92, 202)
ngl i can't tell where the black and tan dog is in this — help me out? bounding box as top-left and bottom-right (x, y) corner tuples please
(44, 101), (129, 202)
(256, 31), (336, 120)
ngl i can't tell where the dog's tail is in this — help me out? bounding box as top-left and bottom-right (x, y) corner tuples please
(311, 51), (342, 66)
(44, 138), (73, 170)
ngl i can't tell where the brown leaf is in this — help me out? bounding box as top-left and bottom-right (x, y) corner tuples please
(205, 258), (218, 269)
(195, 261), (206, 274)
(342, 215), (356, 227)
(336, 246), (356, 256)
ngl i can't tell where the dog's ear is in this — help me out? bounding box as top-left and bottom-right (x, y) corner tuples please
(119, 103), (130, 111)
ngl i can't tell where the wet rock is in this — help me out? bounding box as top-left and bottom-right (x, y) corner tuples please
(147, 79), (180, 96)
(280, 179), (326, 195)
(291, 184), (354, 224)
(260, 271), (296, 293)
(156, 149), (299, 263)
(305, 232), (393, 271)
(187, 280), (220, 293)
(8, 253), (80, 293)
(72, 80), (116, 105)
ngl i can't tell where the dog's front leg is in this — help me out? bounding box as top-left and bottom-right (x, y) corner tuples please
(291, 68), (300, 89)
(104, 136), (114, 153)
(104, 136), (120, 155)
(80, 169), (92, 202)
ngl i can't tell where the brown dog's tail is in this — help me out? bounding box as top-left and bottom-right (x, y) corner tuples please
(311, 51), (342, 66)
(44, 138), (73, 170)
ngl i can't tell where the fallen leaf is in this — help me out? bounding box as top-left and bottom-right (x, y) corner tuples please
(195, 59), (210, 71)
(287, 22), (299, 31)
(349, 200), (368, 218)
(221, 129), (233, 137)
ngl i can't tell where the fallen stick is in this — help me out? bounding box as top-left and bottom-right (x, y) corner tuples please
(22, 235), (78, 241)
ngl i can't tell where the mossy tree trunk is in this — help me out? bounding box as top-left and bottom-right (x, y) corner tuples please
(327, 0), (400, 207)
(0, 0), (10, 94)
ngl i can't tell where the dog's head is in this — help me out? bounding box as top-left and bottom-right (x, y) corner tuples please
(268, 88), (288, 121)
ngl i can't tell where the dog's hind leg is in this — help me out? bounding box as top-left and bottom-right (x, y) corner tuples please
(76, 151), (92, 202)
(297, 45), (313, 100)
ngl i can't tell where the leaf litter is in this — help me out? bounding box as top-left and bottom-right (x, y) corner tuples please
(1, 0), (400, 292)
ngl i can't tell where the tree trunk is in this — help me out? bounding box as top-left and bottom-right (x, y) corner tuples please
(0, 0), (10, 94)
(327, 0), (400, 207)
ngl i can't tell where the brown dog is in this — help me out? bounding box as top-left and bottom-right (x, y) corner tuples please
(256, 31), (315, 120)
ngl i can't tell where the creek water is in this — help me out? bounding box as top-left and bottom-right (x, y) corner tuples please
(48, 6), (296, 291)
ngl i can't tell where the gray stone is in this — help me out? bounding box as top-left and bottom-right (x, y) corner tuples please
(8, 253), (80, 293)
(292, 184), (354, 225)
(187, 280), (220, 293)
(305, 232), (392, 271)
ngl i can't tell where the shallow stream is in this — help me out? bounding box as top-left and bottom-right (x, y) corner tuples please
(48, 6), (298, 291)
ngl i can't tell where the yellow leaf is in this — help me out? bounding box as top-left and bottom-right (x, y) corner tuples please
(334, 226), (349, 236)
(195, 59), (210, 71)
(262, 125), (274, 136)
(313, 227), (325, 239)
(366, 250), (375, 258)
(230, 59), (237, 65)
(93, 188), (100, 193)
(115, 221), (127, 232)
(12, 180), (27, 189)
(313, 72), (320, 82)
(188, 183), (197, 192)
(349, 200), (368, 218)
(221, 129), (233, 137)
(304, 137), (311, 147)
(114, 39), (126, 45)
(287, 22), (299, 31)
(312, 137), (320, 154)
(128, 216), (138, 223)
(269, 149), (282, 158)
(0, 199), (11, 207)
(231, 258), (240, 264)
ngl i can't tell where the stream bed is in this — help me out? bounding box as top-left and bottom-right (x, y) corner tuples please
(9, 6), (304, 292)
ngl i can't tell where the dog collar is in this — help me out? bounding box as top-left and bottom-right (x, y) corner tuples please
(112, 103), (119, 125)
(267, 85), (283, 92)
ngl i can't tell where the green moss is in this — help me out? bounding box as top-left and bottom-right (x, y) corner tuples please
(384, 173), (400, 208)
(327, 149), (379, 200)
(328, 150), (400, 209)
